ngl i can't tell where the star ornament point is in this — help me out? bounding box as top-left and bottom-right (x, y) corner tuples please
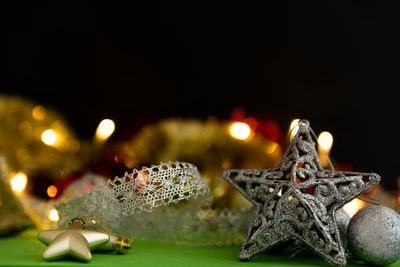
(38, 227), (109, 262)
(222, 120), (380, 266)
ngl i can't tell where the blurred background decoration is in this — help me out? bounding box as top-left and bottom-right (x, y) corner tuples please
(119, 117), (283, 209)
(0, 95), (91, 187)
(0, 2), (397, 250)
(1, 93), (399, 236)
(0, 94), (118, 232)
(0, 156), (33, 236)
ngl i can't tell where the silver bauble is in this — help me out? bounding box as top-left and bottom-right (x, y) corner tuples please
(347, 205), (400, 266)
(336, 208), (350, 248)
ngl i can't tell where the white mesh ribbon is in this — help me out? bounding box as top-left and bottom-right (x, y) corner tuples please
(58, 162), (211, 226)
(108, 162), (211, 215)
(57, 162), (247, 245)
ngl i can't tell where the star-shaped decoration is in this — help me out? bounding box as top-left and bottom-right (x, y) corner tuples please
(222, 120), (380, 266)
(38, 218), (110, 262)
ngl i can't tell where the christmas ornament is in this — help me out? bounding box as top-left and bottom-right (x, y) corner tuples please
(38, 218), (110, 262)
(88, 225), (131, 254)
(120, 118), (282, 209)
(347, 205), (400, 266)
(57, 162), (248, 246)
(221, 119), (380, 266)
(335, 208), (350, 248)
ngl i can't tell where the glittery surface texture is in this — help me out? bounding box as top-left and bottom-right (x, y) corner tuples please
(347, 205), (400, 266)
(221, 120), (380, 266)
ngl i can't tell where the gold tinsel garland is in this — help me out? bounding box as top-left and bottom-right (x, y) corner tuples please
(0, 156), (33, 236)
(120, 118), (283, 209)
(0, 95), (90, 181)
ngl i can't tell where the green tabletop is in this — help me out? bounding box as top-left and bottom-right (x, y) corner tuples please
(0, 230), (399, 267)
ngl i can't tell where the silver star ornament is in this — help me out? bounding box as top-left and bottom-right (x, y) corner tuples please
(221, 119), (380, 266)
(38, 219), (109, 262)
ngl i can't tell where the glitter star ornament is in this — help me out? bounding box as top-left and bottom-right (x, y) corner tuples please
(38, 218), (109, 262)
(222, 119), (380, 266)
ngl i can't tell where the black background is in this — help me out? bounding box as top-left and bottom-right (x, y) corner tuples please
(1, 2), (399, 189)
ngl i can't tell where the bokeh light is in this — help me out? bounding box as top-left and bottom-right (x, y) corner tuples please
(343, 198), (365, 218)
(229, 122), (252, 140)
(48, 209), (59, 222)
(47, 185), (58, 198)
(32, 105), (47, 120)
(318, 131), (333, 154)
(289, 119), (300, 140)
(95, 119), (115, 141)
(41, 129), (57, 146)
(10, 172), (28, 193)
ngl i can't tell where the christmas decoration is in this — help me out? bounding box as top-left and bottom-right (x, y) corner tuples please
(17, 173), (109, 231)
(57, 162), (248, 246)
(335, 208), (350, 248)
(347, 205), (400, 266)
(0, 156), (33, 236)
(0, 212), (32, 237)
(87, 225), (131, 254)
(108, 201), (248, 246)
(17, 194), (59, 230)
(58, 173), (107, 203)
(38, 218), (111, 262)
(0, 95), (90, 182)
(120, 118), (282, 209)
(221, 119), (380, 266)
(58, 162), (210, 223)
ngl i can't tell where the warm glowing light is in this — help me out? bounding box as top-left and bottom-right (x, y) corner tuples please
(265, 142), (279, 154)
(49, 209), (59, 222)
(95, 119), (115, 141)
(32, 105), (47, 120)
(343, 199), (365, 218)
(229, 122), (252, 140)
(318, 131), (333, 154)
(289, 119), (300, 140)
(41, 129), (57, 146)
(11, 172), (28, 193)
(47, 185), (58, 198)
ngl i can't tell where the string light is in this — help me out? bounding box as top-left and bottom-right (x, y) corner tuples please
(41, 129), (57, 146)
(10, 172), (28, 193)
(48, 209), (59, 222)
(229, 122), (252, 140)
(95, 119), (115, 141)
(289, 119), (300, 140)
(318, 131), (333, 154)
(47, 185), (58, 198)
(343, 199), (365, 218)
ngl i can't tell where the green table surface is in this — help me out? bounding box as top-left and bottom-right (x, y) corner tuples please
(1, 230), (399, 267)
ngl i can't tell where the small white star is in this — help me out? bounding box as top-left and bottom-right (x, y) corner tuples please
(38, 221), (109, 262)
